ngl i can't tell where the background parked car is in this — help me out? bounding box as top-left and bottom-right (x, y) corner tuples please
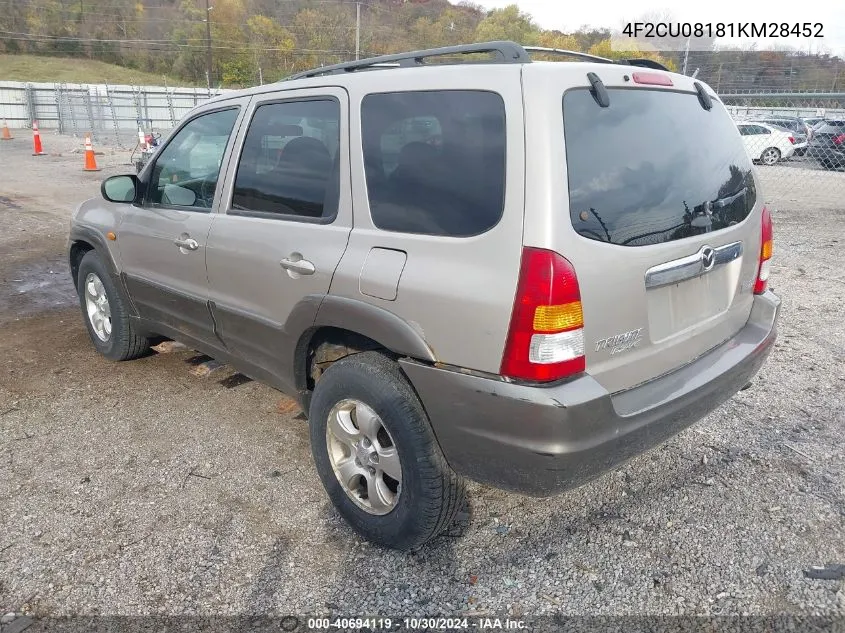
(806, 120), (845, 170)
(736, 122), (796, 165)
(803, 116), (827, 129)
(752, 116), (811, 155)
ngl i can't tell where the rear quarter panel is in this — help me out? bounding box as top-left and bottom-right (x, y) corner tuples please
(329, 66), (526, 373)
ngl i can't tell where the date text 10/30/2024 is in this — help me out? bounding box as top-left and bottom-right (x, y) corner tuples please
(304, 617), (528, 630)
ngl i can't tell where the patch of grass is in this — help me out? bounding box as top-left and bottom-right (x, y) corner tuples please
(0, 54), (194, 86)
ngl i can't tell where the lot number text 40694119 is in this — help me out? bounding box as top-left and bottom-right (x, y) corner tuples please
(306, 617), (528, 630)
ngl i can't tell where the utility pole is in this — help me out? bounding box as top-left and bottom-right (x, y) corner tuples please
(355, 1), (361, 60)
(204, 0), (213, 87)
(682, 36), (690, 75)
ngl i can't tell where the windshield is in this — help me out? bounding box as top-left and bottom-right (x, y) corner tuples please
(563, 88), (757, 247)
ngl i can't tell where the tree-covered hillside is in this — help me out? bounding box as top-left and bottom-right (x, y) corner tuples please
(1, 0), (842, 91)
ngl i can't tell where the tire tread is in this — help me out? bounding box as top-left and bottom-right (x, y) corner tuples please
(77, 250), (150, 361)
(309, 351), (466, 550)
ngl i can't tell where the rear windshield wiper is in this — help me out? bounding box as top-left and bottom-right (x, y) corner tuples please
(710, 187), (747, 209)
(689, 187), (748, 229)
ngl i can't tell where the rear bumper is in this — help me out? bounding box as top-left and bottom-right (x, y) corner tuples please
(400, 291), (780, 497)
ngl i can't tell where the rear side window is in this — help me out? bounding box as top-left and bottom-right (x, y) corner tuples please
(361, 90), (506, 237)
(231, 99), (340, 221)
(563, 89), (757, 247)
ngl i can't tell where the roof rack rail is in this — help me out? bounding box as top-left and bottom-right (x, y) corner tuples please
(522, 47), (670, 72)
(285, 41), (530, 81)
(283, 41), (671, 82)
(522, 46), (614, 64)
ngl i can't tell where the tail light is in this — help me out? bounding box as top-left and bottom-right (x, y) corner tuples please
(754, 206), (773, 295)
(500, 248), (585, 382)
(833, 133), (845, 145)
(788, 136), (795, 144)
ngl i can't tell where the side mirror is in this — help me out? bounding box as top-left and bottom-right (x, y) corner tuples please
(101, 175), (139, 203)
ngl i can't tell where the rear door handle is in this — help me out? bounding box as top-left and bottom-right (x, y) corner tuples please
(174, 237), (199, 251)
(280, 255), (316, 276)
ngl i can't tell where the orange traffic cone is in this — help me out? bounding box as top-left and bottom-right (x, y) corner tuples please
(32, 121), (46, 156)
(83, 134), (100, 171)
(1, 119), (12, 140)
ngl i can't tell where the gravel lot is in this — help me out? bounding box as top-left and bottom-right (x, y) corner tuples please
(1, 131), (844, 624)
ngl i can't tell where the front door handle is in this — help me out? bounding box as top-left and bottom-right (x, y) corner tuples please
(280, 255), (316, 276)
(174, 237), (199, 251)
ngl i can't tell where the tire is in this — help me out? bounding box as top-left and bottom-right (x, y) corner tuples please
(760, 147), (781, 165)
(309, 351), (466, 551)
(76, 250), (150, 361)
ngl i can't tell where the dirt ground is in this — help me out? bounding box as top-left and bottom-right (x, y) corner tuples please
(1, 130), (844, 621)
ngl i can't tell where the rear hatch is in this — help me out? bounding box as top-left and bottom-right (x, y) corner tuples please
(523, 64), (764, 394)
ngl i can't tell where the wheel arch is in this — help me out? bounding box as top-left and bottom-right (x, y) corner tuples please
(69, 226), (138, 318)
(290, 295), (438, 411)
(69, 240), (96, 289)
(68, 226), (119, 287)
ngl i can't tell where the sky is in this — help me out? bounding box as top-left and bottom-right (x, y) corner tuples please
(472, 0), (845, 57)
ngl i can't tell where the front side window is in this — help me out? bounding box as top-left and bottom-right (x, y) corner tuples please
(148, 108), (239, 210)
(361, 90), (506, 237)
(231, 99), (340, 220)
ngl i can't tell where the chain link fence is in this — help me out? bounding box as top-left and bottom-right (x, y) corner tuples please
(0, 80), (229, 148)
(720, 92), (845, 210)
(2, 81), (843, 210)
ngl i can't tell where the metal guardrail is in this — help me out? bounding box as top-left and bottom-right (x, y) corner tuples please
(0, 80), (230, 147)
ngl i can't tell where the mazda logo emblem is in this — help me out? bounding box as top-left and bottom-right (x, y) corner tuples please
(701, 246), (716, 271)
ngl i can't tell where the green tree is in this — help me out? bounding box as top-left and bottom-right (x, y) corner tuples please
(474, 5), (539, 45)
(588, 38), (676, 71)
(292, 6), (354, 72)
(246, 15), (296, 81)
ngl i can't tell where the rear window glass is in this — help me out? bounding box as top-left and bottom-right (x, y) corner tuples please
(818, 121), (845, 132)
(764, 119), (800, 131)
(563, 89), (756, 247)
(361, 90), (506, 237)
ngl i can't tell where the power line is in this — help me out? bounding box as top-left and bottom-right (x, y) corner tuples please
(0, 32), (355, 54)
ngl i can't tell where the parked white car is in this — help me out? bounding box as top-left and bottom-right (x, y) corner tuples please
(736, 122), (796, 165)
